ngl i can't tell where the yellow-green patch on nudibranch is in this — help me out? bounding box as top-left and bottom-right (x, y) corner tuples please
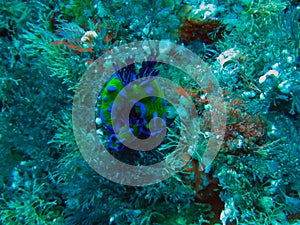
(100, 77), (124, 127)
(136, 80), (166, 127)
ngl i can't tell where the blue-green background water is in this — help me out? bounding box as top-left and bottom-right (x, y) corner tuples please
(0, 0), (299, 224)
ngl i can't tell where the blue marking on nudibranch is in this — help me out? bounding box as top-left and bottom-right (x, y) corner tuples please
(103, 96), (109, 102)
(107, 86), (117, 92)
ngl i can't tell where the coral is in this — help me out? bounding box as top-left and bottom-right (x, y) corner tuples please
(178, 18), (225, 45)
(225, 98), (266, 139)
(62, 0), (95, 27)
(181, 158), (224, 224)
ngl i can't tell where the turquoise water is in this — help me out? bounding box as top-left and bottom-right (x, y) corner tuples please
(0, 0), (299, 224)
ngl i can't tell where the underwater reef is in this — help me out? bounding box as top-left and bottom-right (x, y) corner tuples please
(0, 0), (300, 224)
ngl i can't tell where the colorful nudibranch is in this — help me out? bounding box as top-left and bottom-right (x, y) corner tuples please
(98, 57), (166, 151)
